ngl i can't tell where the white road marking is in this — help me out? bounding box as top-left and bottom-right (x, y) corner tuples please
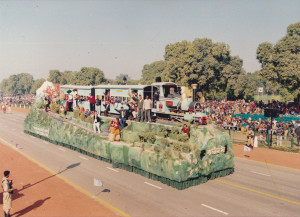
(201, 204), (228, 215)
(106, 167), (119, 172)
(144, 182), (162, 189)
(58, 148), (66, 152)
(79, 156), (88, 160)
(250, 171), (270, 177)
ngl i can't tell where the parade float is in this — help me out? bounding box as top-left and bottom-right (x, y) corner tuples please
(24, 102), (234, 190)
(24, 81), (234, 190)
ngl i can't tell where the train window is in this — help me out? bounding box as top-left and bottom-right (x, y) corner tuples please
(163, 85), (180, 98)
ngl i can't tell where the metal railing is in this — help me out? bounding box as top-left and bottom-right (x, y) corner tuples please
(227, 128), (299, 150)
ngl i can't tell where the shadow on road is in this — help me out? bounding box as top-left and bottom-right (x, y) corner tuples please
(19, 162), (81, 192)
(0, 189), (25, 205)
(12, 197), (51, 217)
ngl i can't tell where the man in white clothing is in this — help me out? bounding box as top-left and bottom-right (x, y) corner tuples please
(143, 95), (152, 122)
(93, 111), (101, 134)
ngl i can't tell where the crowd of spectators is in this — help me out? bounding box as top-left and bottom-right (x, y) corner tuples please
(200, 100), (300, 143)
(0, 94), (35, 106)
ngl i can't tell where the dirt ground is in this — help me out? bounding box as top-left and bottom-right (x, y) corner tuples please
(11, 107), (30, 114)
(0, 143), (120, 217)
(233, 144), (300, 170)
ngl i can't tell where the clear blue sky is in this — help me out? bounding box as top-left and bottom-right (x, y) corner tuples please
(1, 0), (300, 82)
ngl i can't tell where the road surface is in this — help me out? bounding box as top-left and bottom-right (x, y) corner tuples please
(0, 112), (299, 216)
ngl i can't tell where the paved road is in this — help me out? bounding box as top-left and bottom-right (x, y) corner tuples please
(0, 112), (299, 216)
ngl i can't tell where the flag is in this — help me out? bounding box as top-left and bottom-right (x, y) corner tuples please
(94, 178), (104, 187)
(254, 136), (258, 148)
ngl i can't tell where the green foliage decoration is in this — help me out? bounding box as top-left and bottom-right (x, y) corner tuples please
(73, 110), (80, 119)
(79, 113), (85, 121)
(154, 145), (160, 154)
(50, 103), (60, 113)
(160, 138), (169, 147)
(173, 143), (181, 152)
(171, 126), (180, 135)
(177, 134), (189, 142)
(85, 116), (93, 124)
(182, 144), (191, 153)
(163, 148), (172, 159)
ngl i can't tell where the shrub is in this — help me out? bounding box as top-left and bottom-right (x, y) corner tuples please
(154, 145), (160, 154)
(50, 103), (60, 113)
(145, 132), (156, 143)
(158, 125), (167, 133)
(138, 132), (146, 141)
(36, 99), (45, 109)
(177, 134), (189, 142)
(163, 148), (172, 159)
(85, 116), (93, 124)
(182, 144), (191, 153)
(79, 113), (85, 121)
(173, 143), (181, 152)
(171, 126), (180, 135)
(73, 110), (80, 119)
(160, 138), (169, 147)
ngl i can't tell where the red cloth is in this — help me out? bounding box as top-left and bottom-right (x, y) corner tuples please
(181, 127), (189, 135)
(88, 96), (95, 103)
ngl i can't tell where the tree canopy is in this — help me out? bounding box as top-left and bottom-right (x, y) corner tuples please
(140, 61), (166, 84)
(257, 21), (300, 101)
(141, 38), (245, 100)
(30, 78), (46, 94)
(0, 73), (34, 94)
(48, 67), (108, 86)
(112, 74), (139, 85)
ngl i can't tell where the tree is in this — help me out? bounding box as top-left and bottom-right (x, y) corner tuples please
(257, 22), (300, 101)
(0, 78), (9, 93)
(60, 71), (74, 85)
(30, 78), (46, 94)
(113, 74), (140, 85)
(232, 72), (264, 101)
(140, 61), (166, 84)
(49, 70), (62, 84)
(70, 67), (107, 85)
(0, 73), (34, 94)
(162, 38), (245, 100)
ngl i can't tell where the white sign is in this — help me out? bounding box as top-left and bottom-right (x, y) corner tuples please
(206, 147), (225, 155)
(258, 87), (263, 93)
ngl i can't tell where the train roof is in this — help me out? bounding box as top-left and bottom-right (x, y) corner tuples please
(61, 85), (93, 90)
(151, 82), (177, 86)
(61, 84), (149, 90)
(61, 82), (177, 90)
(95, 84), (148, 89)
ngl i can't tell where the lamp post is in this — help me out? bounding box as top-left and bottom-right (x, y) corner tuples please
(192, 84), (198, 102)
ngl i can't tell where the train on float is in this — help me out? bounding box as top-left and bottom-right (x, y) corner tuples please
(60, 77), (207, 124)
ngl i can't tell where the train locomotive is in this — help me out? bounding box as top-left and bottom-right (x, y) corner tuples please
(60, 78), (207, 124)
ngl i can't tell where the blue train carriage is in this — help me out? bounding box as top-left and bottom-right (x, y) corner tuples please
(60, 85), (92, 110)
(61, 82), (207, 123)
(94, 84), (148, 114)
(61, 84), (150, 114)
(151, 81), (207, 123)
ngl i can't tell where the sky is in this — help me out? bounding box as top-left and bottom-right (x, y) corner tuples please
(1, 0), (300, 82)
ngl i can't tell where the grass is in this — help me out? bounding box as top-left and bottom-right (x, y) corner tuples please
(254, 94), (283, 102)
